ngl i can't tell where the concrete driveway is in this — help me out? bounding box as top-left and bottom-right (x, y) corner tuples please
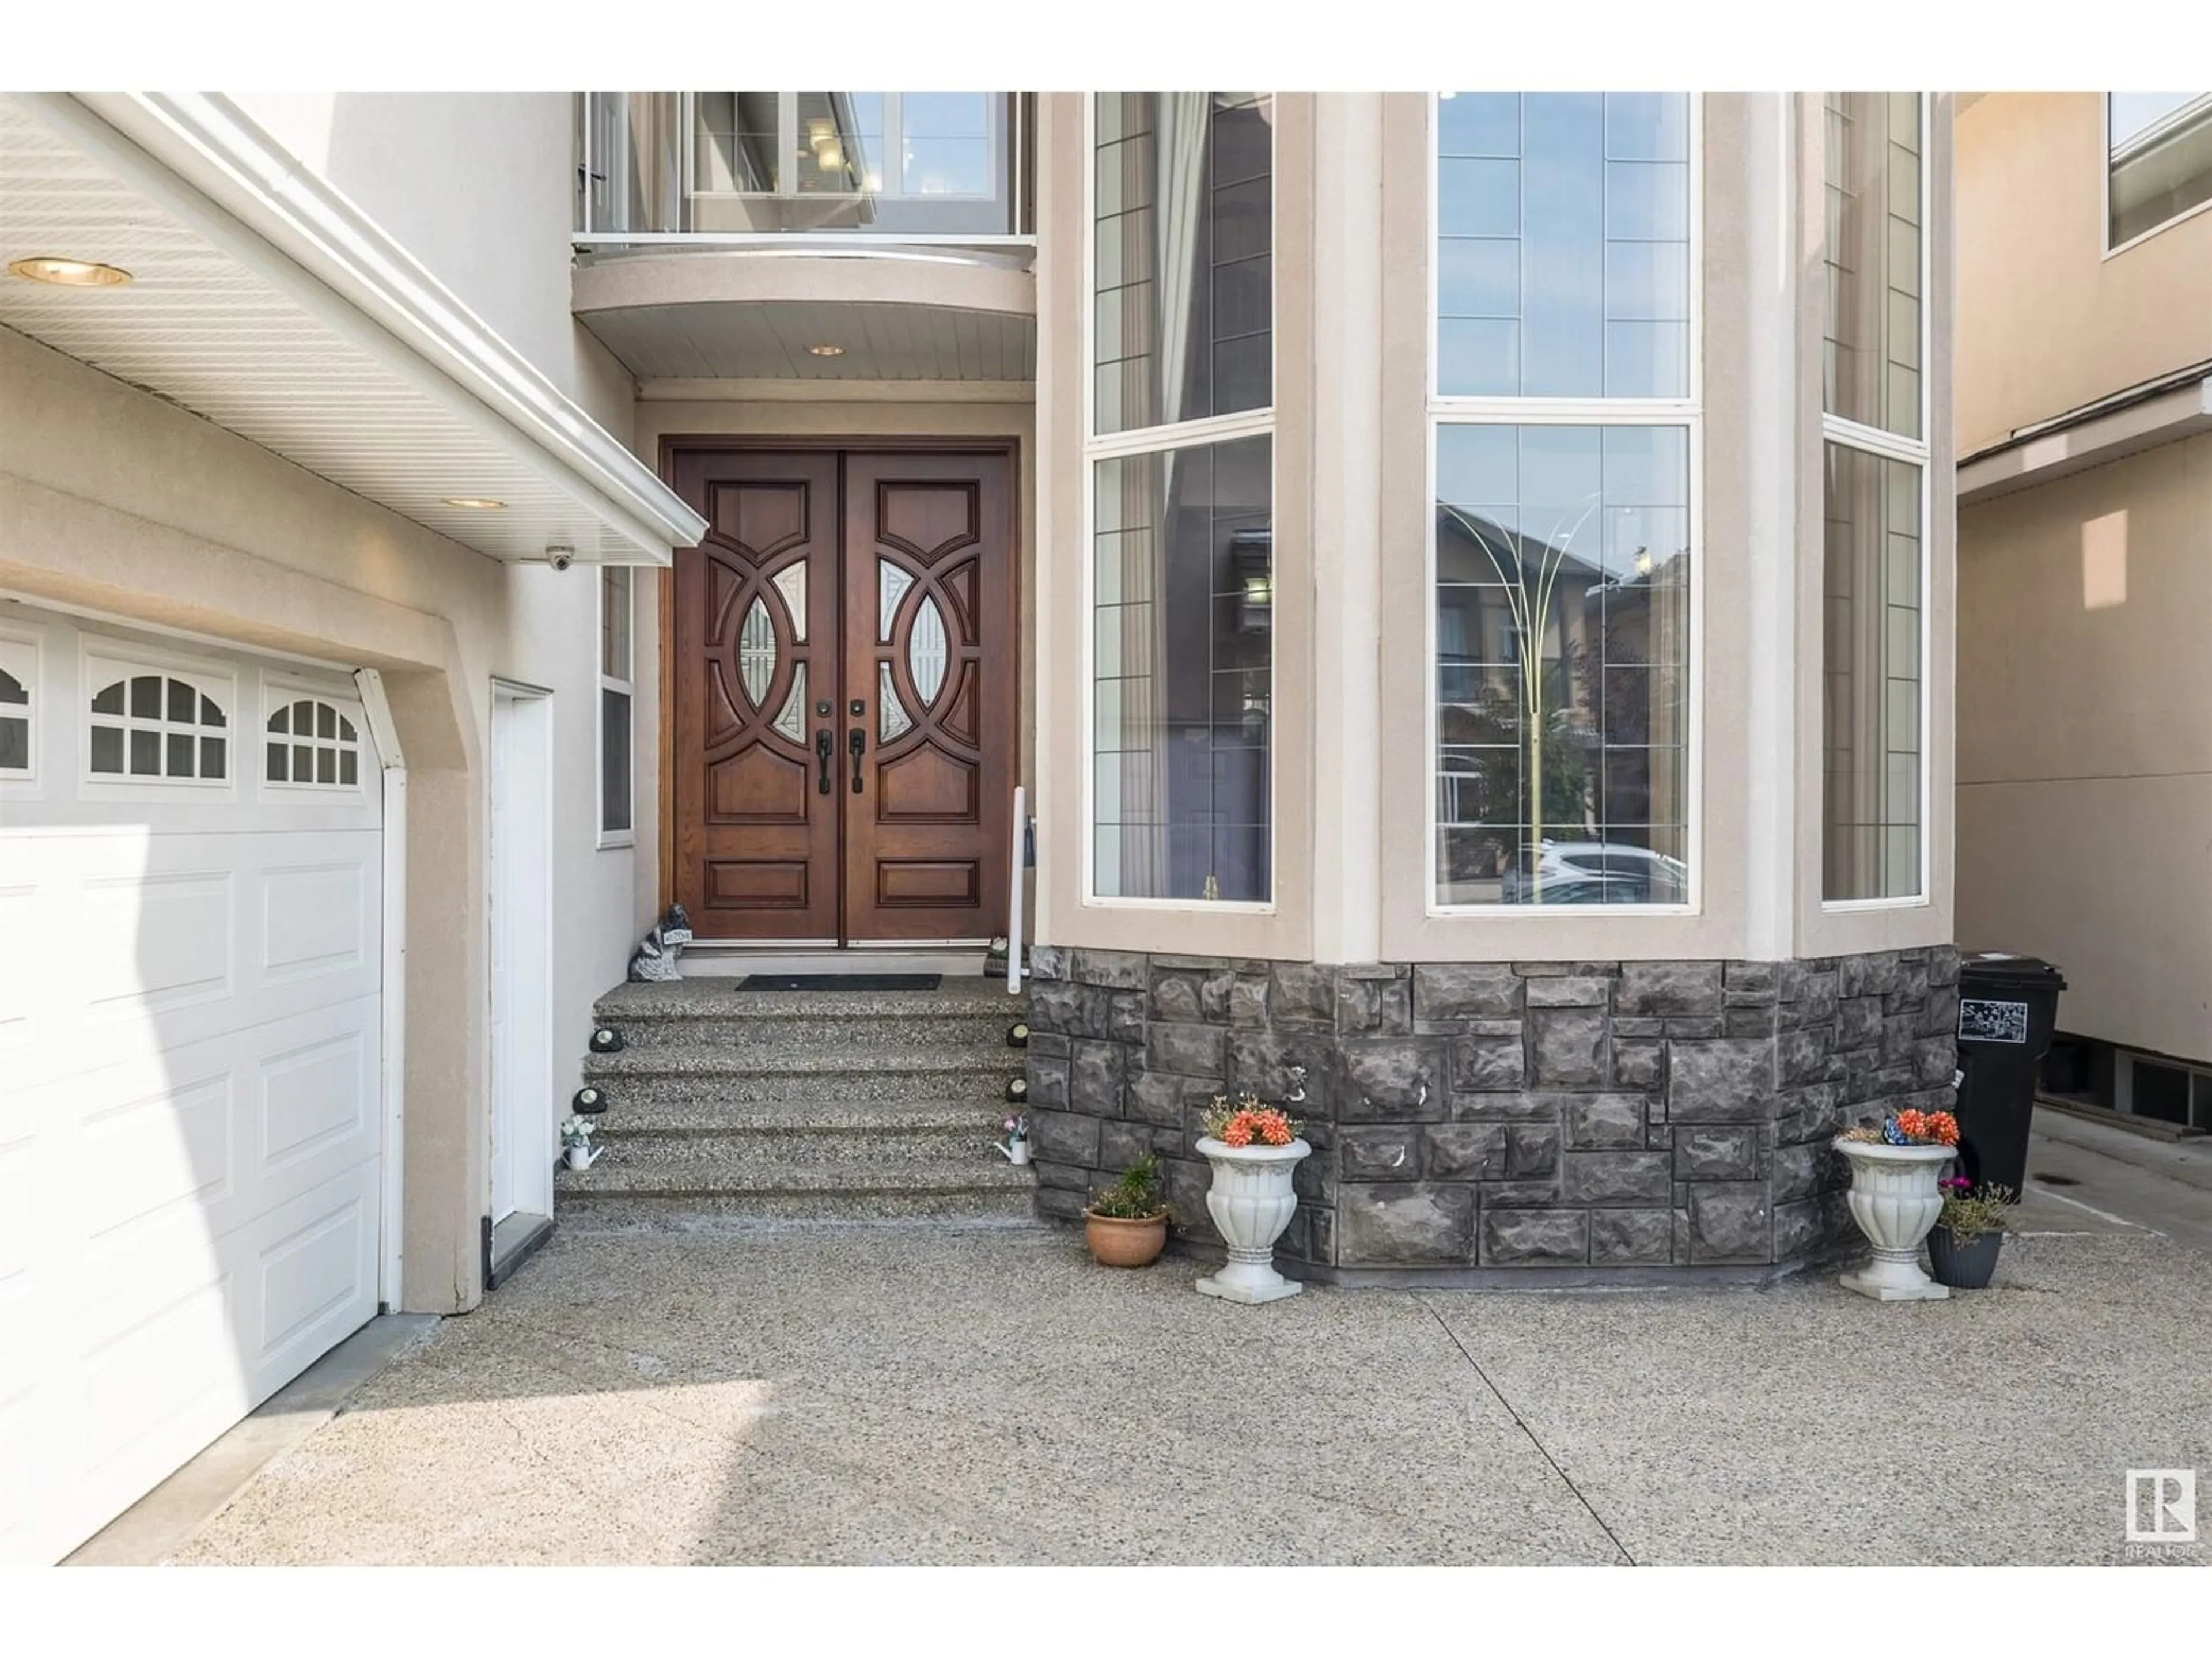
(165, 1171), (2211, 1566)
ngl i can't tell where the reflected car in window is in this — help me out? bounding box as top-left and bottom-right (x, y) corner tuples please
(1499, 840), (1688, 906)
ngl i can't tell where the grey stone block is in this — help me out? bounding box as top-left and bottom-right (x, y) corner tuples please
(1921, 986), (1960, 1039)
(1613, 1037), (1666, 1090)
(1929, 948), (1960, 987)
(1673, 1124), (1764, 1181)
(1912, 1036), (1957, 1086)
(1724, 1005), (1779, 1038)
(1481, 1177), (1566, 1208)
(1422, 1122), (1508, 1180)
(1590, 1208), (1674, 1264)
(1412, 963), (1523, 1021)
(1107, 991), (1148, 1043)
(1071, 948), (1148, 990)
(1836, 995), (1884, 1050)
(1725, 959), (1780, 995)
(1339, 1126), (1422, 1181)
(1338, 1182), (1476, 1264)
(1668, 1037), (1777, 1122)
(1127, 1070), (1215, 1127)
(1771, 1141), (1828, 1202)
(1337, 974), (1412, 1036)
(1269, 962), (1337, 1027)
(1564, 1093), (1647, 1148)
(1149, 970), (1203, 1024)
(1506, 1122), (1560, 1177)
(1027, 1031), (1071, 1060)
(1563, 1149), (1672, 1203)
(1453, 1090), (1570, 1122)
(1338, 1038), (1446, 1121)
(1161, 1157), (1213, 1233)
(1771, 1197), (1828, 1260)
(1688, 1183), (1772, 1262)
(1029, 978), (1108, 1039)
(1031, 1110), (1100, 1168)
(1450, 1032), (1526, 1092)
(1527, 975), (1613, 1007)
(1530, 1008), (1607, 1087)
(1616, 960), (1724, 1016)
(1029, 944), (1067, 981)
(1035, 1185), (1086, 1222)
(1229, 975), (1270, 1027)
(1778, 1028), (1832, 1086)
(1070, 1040), (1124, 1115)
(1027, 1057), (1070, 1109)
(1146, 1021), (1227, 1078)
(1032, 1160), (1090, 1192)
(1228, 1031), (1334, 1111)
(1481, 1209), (1590, 1266)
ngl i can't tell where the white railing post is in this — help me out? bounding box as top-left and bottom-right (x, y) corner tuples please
(1007, 784), (1027, 994)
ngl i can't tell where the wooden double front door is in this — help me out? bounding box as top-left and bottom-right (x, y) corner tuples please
(668, 446), (1015, 942)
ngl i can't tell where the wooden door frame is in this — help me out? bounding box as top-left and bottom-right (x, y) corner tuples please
(656, 435), (1024, 924)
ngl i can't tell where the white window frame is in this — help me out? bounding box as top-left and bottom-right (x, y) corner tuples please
(2103, 90), (2212, 258)
(80, 641), (237, 795)
(260, 677), (368, 796)
(1820, 91), (1933, 913)
(597, 564), (637, 850)
(1080, 92), (1279, 912)
(1424, 91), (1705, 918)
(0, 626), (39, 783)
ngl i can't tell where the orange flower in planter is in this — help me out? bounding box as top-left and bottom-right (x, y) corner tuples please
(1202, 1093), (1305, 1149)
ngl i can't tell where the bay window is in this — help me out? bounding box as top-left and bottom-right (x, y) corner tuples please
(1087, 93), (1274, 904)
(1430, 93), (1696, 909)
(1821, 93), (1927, 904)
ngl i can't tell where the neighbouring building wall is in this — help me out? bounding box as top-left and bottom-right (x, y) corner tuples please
(1955, 93), (2212, 452)
(1956, 434), (2212, 1064)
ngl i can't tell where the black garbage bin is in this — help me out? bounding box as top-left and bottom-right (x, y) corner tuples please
(1953, 951), (2067, 1199)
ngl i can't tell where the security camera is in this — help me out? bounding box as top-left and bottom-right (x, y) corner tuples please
(546, 545), (575, 572)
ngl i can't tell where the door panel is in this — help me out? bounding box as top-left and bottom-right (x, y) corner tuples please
(843, 452), (1013, 942)
(671, 452), (842, 941)
(668, 448), (1014, 943)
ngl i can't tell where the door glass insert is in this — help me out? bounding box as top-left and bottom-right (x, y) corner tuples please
(910, 594), (949, 706)
(772, 560), (809, 643)
(738, 595), (778, 706)
(774, 662), (808, 742)
(879, 661), (912, 741)
(878, 560), (913, 641)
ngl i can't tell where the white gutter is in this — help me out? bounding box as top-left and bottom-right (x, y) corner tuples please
(1957, 373), (2212, 506)
(22, 91), (706, 562)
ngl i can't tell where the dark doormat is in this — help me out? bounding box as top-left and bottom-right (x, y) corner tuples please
(737, 973), (942, 992)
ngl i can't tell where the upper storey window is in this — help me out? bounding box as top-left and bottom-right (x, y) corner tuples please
(2108, 92), (2212, 248)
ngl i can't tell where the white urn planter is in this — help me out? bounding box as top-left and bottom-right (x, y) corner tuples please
(1835, 1139), (1953, 1301)
(1193, 1136), (1311, 1305)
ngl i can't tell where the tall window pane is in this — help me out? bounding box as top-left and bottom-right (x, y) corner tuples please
(2108, 91), (2212, 247)
(1093, 93), (1274, 435)
(1433, 423), (1690, 905)
(1092, 435), (1271, 902)
(1823, 93), (1922, 440)
(1821, 444), (1921, 902)
(1436, 92), (1691, 399)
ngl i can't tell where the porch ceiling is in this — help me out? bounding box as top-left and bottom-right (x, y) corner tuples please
(571, 249), (1036, 382)
(0, 94), (704, 566)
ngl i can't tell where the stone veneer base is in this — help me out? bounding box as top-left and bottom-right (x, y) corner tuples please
(1022, 946), (1960, 1278)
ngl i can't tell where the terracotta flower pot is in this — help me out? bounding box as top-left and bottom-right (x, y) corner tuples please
(1083, 1209), (1168, 1268)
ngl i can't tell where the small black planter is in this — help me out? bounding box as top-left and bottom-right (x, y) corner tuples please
(1927, 1226), (2004, 1289)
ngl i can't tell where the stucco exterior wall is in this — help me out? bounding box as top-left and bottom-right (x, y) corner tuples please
(0, 319), (642, 1315)
(1956, 433), (2212, 1062)
(1955, 93), (2212, 452)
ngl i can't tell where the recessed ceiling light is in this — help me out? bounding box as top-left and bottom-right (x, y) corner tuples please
(443, 496), (507, 510)
(8, 255), (132, 288)
(808, 343), (845, 357)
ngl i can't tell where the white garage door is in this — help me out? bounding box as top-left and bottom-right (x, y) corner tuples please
(0, 607), (384, 1564)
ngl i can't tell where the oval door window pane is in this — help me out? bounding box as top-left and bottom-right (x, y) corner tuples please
(910, 595), (949, 706)
(773, 661), (808, 742)
(772, 561), (808, 645)
(737, 596), (778, 707)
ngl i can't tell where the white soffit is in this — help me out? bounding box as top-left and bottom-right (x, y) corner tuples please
(0, 93), (704, 565)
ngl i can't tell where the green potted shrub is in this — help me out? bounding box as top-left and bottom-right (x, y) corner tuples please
(1083, 1154), (1168, 1268)
(1928, 1177), (2013, 1289)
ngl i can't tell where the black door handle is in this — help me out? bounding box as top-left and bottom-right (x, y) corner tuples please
(848, 726), (865, 793)
(815, 729), (834, 794)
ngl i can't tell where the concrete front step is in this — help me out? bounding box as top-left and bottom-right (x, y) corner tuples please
(555, 1151), (1035, 1222)
(583, 1046), (1020, 1107)
(554, 1190), (1040, 1224)
(602, 1011), (1018, 1053)
(591, 1096), (1010, 1142)
(594, 1123), (1009, 1168)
